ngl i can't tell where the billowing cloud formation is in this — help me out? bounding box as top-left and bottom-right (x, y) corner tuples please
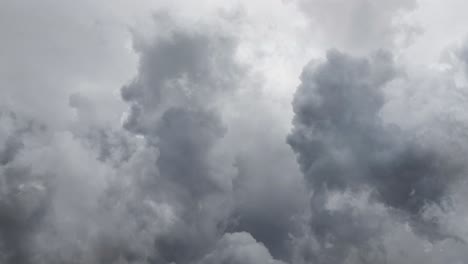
(2, 1), (468, 264)
(118, 18), (242, 263)
(121, 23), (244, 136)
(288, 50), (461, 215)
(120, 15), (304, 263)
(287, 50), (467, 263)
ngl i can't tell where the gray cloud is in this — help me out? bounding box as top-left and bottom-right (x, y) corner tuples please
(1, 9), (297, 263)
(297, 0), (418, 53)
(0, 111), (51, 264)
(228, 128), (306, 261)
(121, 24), (244, 137)
(0, 112), (25, 166)
(115, 15), (244, 264)
(287, 50), (467, 262)
(197, 232), (286, 264)
(3, 1), (468, 264)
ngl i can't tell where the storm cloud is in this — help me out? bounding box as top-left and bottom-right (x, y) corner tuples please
(288, 50), (463, 218)
(2, 0), (468, 264)
(287, 49), (468, 263)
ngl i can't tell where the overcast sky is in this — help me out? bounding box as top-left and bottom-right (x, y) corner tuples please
(2, 0), (468, 263)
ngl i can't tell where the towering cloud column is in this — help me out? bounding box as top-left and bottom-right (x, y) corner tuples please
(288, 50), (465, 263)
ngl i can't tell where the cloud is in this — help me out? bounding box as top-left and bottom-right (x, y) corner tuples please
(197, 232), (286, 264)
(287, 49), (467, 262)
(296, 0), (418, 53)
(3, 1), (468, 264)
(0, 110), (51, 264)
(0, 6), (303, 263)
(116, 14), (246, 264)
(121, 19), (244, 137)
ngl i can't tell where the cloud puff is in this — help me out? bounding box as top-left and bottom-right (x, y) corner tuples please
(288, 50), (467, 262)
(198, 232), (286, 264)
(121, 21), (244, 137)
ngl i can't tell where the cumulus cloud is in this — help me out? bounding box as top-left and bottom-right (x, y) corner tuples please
(287, 49), (468, 263)
(3, 1), (468, 264)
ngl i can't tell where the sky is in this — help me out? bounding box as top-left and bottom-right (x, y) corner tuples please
(1, 0), (468, 263)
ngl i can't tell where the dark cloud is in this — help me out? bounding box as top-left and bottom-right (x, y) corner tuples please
(287, 50), (466, 262)
(0, 169), (51, 264)
(229, 149), (305, 261)
(0, 114), (24, 166)
(156, 108), (226, 199)
(0, 11), (293, 264)
(115, 15), (245, 264)
(3, 1), (468, 264)
(0, 111), (51, 264)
